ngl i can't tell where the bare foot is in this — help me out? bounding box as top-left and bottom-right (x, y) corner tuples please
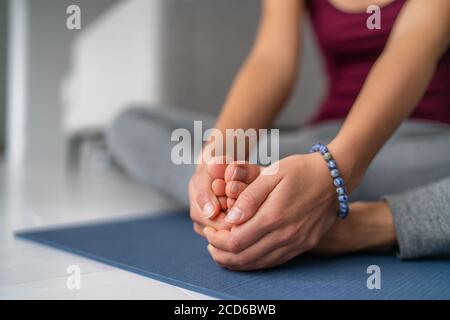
(210, 161), (262, 213)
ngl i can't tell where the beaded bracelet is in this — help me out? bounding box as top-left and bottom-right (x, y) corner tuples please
(309, 143), (349, 219)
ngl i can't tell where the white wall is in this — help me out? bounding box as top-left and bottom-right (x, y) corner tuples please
(159, 0), (325, 128)
(63, 0), (163, 133)
(19, 0), (118, 167)
(63, 0), (325, 135)
(14, 0), (325, 169)
(0, 0), (7, 152)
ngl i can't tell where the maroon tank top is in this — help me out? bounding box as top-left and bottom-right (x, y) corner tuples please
(308, 0), (450, 124)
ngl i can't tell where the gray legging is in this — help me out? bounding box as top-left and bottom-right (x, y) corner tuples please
(106, 106), (450, 259)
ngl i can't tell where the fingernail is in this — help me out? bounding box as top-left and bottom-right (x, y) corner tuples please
(231, 167), (246, 181)
(226, 207), (243, 223)
(202, 202), (216, 218)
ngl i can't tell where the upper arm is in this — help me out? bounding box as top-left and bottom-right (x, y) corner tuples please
(385, 0), (450, 63)
(250, 0), (305, 69)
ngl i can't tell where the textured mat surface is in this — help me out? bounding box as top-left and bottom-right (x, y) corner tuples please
(16, 211), (450, 299)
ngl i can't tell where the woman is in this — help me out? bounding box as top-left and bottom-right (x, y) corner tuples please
(108, 0), (450, 270)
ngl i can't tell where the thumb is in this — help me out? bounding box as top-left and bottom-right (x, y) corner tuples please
(193, 168), (221, 219)
(225, 173), (280, 225)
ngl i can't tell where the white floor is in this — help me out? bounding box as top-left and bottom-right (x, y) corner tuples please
(0, 155), (213, 300)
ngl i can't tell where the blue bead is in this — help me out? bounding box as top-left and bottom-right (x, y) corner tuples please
(339, 210), (349, 219)
(333, 177), (344, 187)
(311, 142), (349, 219)
(310, 143), (322, 153)
(330, 169), (340, 178)
(319, 145), (328, 155)
(327, 160), (337, 169)
(339, 203), (349, 210)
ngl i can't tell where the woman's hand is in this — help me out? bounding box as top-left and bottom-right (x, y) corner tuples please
(203, 152), (347, 271)
(189, 159), (234, 237)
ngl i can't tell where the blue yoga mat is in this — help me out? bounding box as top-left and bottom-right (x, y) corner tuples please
(16, 211), (450, 299)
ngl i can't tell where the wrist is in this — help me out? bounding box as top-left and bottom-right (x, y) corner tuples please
(327, 137), (365, 193)
(365, 201), (398, 249)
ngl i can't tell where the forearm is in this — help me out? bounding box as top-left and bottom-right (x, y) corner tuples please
(330, 46), (437, 191)
(329, 0), (450, 192)
(197, 0), (303, 165)
(199, 55), (298, 164)
(215, 56), (297, 133)
(385, 176), (450, 259)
